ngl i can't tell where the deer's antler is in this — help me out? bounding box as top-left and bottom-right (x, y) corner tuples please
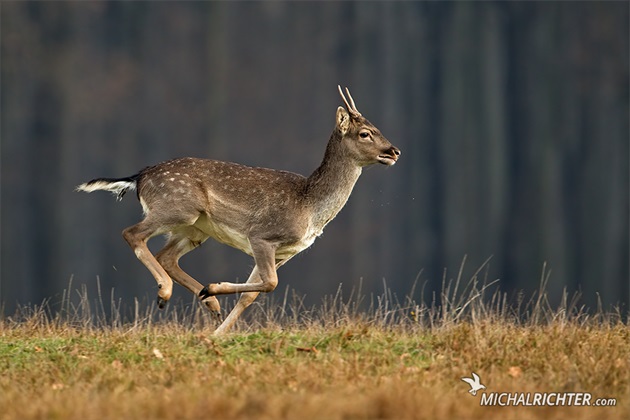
(338, 85), (362, 117)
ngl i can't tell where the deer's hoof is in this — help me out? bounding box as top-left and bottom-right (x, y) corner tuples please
(199, 284), (220, 299)
(198, 286), (211, 300)
(157, 296), (167, 309)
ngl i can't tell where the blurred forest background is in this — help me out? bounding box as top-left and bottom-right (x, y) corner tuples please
(1, 2), (628, 317)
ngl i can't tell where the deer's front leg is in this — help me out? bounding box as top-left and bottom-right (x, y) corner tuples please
(212, 266), (261, 335)
(198, 238), (278, 298)
(212, 257), (292, 335)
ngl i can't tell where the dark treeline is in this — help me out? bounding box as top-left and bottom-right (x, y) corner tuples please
(1, 2), (628, 315)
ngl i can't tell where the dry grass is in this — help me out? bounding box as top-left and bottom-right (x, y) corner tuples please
(1, 262), (628, 419)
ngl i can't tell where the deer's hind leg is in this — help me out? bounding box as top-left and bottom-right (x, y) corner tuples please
(155, 232), (222, 319)
(122, 219), (175, 308)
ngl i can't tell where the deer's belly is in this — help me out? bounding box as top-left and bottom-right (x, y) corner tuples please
(193, 214), (321, 260)
(193, 216), (253, 256)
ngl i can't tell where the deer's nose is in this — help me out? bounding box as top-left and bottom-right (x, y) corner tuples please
(390, 146), (401, 157)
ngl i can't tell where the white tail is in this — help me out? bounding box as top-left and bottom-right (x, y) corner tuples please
(77, 86), (400, 335)
(76, 177), (137, 201)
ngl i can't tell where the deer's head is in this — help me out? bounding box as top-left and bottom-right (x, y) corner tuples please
(335, 86), (401, 167)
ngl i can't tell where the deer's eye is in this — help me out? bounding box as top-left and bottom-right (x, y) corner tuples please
(359, 131), (371, 139)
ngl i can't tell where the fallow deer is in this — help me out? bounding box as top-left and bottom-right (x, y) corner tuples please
(77, 86), (400, 335)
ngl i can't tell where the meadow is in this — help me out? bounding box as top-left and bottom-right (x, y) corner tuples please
(1, 265), (628, 419)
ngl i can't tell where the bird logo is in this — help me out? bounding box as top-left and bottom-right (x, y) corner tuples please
(461, 372), (486, 396)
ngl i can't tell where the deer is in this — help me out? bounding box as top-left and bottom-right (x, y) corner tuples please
(76, 86), (400, 335)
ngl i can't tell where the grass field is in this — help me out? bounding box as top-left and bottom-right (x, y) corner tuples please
(1, 268), (628, 419)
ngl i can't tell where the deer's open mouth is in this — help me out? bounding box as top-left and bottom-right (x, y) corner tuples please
(377, 146), (401, 166)
(377, 154), (398, 166)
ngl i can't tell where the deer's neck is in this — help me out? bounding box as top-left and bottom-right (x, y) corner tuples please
(305, 135), (362, 229)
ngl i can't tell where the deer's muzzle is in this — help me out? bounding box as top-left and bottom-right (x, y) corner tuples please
(377, 146), (401, 166)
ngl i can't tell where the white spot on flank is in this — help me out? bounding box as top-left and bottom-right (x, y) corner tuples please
(170, 178), (175, 181)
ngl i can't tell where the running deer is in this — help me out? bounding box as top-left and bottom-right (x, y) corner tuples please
(77, 86), (400, 335)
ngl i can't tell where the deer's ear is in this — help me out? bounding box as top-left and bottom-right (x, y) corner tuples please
(336, 106), (350, 135)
